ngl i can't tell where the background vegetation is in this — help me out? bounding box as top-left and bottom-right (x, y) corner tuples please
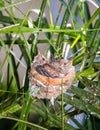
(0, 0), (100, 130)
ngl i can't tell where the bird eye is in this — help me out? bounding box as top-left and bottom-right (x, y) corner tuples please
(64, 62), (66, 65)
(42, 57), (45, 61)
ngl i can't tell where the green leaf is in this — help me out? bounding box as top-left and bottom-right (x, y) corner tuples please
(75, 67), (95, 79)
(0, 0), (4, 7)
(0, 104), (21, 117)
(18, 93), (33, 130)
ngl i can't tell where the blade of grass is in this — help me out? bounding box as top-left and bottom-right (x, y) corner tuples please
(0, 0), (31, 11)
(84, 1), (92, 29)
(56, 0), (75, 55)
(60, 93), (100, 119)
(31, 0), (47, 59)
(18, 93), (32, 130)
(0, 115), (48, 130)
(85, 7), (100, 29)
(9, 53), (20, 90)
(31, 103), (76, 130)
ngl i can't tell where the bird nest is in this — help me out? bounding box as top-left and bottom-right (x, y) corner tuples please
(29, 52), (75, 100)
